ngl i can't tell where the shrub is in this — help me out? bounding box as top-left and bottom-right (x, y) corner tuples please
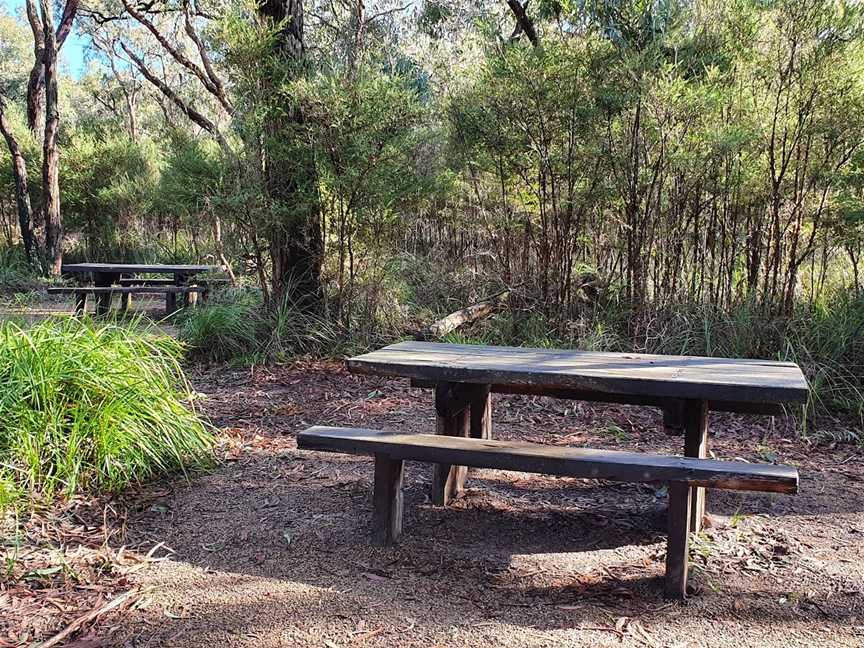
(0, 245), (41, 292)
(0, 317), (213, 507)
(179, 302), (264, 363)
(179, 288), (382, 363)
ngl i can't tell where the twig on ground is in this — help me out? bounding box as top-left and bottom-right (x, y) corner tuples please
(36, 589), (140, 648)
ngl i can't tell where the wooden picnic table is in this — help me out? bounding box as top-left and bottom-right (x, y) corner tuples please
(347, 341), (810, 531)
(61, 262), (222, 315)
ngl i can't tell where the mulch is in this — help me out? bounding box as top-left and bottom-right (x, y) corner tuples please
(2, 360), (862, 647)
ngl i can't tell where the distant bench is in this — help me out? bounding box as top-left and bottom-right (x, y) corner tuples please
(297, 425), (799, 599)
(56, 262), (225, 316)
(48, 285), (208, 316)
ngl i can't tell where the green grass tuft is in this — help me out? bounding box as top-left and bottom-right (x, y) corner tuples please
(0, 317), (213, 507)
(178, 302), (264, 363)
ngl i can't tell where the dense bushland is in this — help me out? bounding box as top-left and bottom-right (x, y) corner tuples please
(2, 0), (864, 424)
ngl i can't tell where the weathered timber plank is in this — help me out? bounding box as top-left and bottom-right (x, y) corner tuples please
(350, 342), (809, 405)
(372, 454), (404, 546)
(684, 400), (709, 532)
(407, 378), (785, 416)
(297, 427), (799, 494)
(48, 286), (206, 294)
(665, 482), (692, 599)
(62, 263), (219, 275)
(118, 278), (176, 286)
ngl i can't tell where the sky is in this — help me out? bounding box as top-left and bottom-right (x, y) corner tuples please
(1, 0), (89, 78)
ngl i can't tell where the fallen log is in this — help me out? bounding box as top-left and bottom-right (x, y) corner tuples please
(414, 288), (511, 340)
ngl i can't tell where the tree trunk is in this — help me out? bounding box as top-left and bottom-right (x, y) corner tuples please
(0, 96), (36, 261)
(25, 0), (46, 134)
(213, 215), (237, 285)
(258, 0), (323, 306)
(25, 0), (78, 134)
(40, 0), (62, 276)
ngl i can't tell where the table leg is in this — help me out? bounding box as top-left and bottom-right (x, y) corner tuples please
(93, 272), (119, 316)
(165, 291), (178, 315)
(683, 399), (709, 532)
(662, 400), (685, 435)
(431, 382), (471, 506)
(469, 385), (492, 440)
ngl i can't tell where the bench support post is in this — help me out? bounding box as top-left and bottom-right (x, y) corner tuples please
(665, 481), (692, 599)
(372, 454), (404, 546)
(176, 272), (191, 310)
(683, 399), (709, 532)
(432, 382), (471, 506)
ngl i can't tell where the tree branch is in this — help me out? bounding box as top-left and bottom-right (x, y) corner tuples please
(182, 0), (231, 111)
(120, 0), (231, 112)
(504, 0), (538, 47)
(119, 40), (231, 154)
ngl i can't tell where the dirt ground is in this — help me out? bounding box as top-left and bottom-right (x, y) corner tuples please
(1, 297), (863, 647)
(95, 362), (860, 648)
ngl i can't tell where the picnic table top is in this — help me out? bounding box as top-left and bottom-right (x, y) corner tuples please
(62, 263), (222, 275)
(347, 341), (809, 405)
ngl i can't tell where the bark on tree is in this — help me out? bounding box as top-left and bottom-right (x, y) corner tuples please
(25, 0), (78, 134)
(0, 95), (36, 261)
(505, 0), (539, 47)
(40, 0), (62, 276)
(258, 0), (323, 305)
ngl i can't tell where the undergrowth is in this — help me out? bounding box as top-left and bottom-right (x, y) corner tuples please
(0, 317), (213, 509)
(179, 288), (392, 363)
(0, 245), (42, 292)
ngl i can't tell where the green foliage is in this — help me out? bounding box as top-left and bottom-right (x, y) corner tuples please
(0, 318), (213, 507)
(62, 132), (162, 257)
(155, 132), (227, 220)
(179, 301), (264, 364)
(0, 245), (41, 291)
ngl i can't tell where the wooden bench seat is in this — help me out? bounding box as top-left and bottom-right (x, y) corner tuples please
(117, 278), (177, 286)
(48, 285), (207, 315)
(297, 425), (798, 599)
(48, 286), (205, 295)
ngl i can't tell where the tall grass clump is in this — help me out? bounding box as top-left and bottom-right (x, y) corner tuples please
(0, 245), (41, 291)
(179, 284), (388, 363)
(179, 301), (264, 363)
(782, 293), (864, 422)
(0, 317), (213, 507)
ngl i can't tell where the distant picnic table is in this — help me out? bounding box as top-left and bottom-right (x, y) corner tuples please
(51, 262), (223, 315)
(346, 341), (810, 531)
